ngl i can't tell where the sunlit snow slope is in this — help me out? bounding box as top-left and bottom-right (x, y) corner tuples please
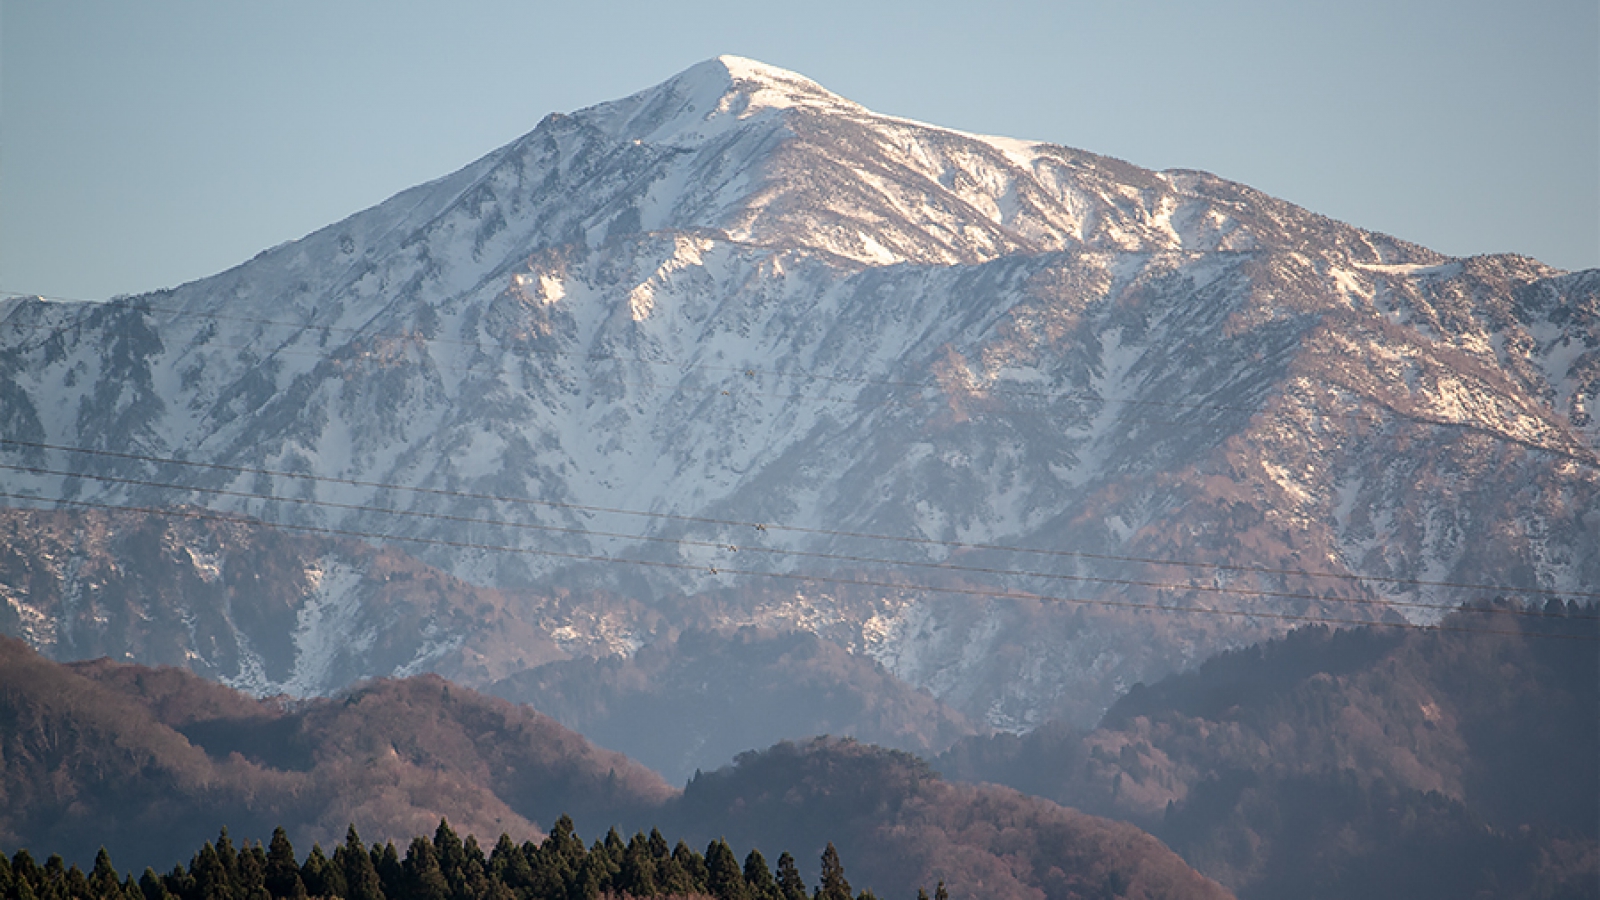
(3, 56), (1596, 727)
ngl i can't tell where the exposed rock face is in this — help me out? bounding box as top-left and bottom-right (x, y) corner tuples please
(2, 56), (1595, 732)
(0, 507), (566, 697)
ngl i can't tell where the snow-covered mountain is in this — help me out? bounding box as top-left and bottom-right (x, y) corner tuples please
(2, 56), (1596, 730)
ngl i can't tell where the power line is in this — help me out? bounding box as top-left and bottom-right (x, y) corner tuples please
(0, 286), (1323, 436)
(2, 489), (1593, 643)
(6, 459), (1589, 622)
(4, 288), (1593, 469)
(6, 286), (1593, 470)
(4, 436), (1596, 603)
(6, 432), (1593, 598)
(0, 288), (1460, 426)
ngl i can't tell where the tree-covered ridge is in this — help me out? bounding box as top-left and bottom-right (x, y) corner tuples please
(0, 635), (674, 865)
(936, 605), (1600, 900)
(0, 637), (1234, 900)
(0, 818), (890, 900)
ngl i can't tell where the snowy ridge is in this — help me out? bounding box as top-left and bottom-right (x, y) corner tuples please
(1, 58), (1596, 728)
(578, 56), (861, 148)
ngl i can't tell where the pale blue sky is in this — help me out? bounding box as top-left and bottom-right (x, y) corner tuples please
(2, 0), (1595, 300)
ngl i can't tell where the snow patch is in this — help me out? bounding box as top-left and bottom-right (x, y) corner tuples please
(1353, 261), (1463, 278)
(283, 559), (374, 696)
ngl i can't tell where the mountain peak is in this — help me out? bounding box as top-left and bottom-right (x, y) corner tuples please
(575, 55), (858, 147)
(709, 54), (828, 93)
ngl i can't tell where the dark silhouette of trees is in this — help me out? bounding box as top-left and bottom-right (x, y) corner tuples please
(741, 850), (777, 900)
(264, 830), (306, 900)
(704, 840), (748, 900)
(1, 819), (850, 900)
(773, 853), (806, 900)
(814, 844), (850, 900)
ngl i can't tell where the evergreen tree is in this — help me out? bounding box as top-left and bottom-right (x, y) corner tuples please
(814, 845), (850, 900)
(402, 838), (449, 900)
(774, 852), (806, 900)
(487, 836), (533, 894)
(9, 852), (38, 900)
(235, 845), (269, 900)
(90, 849), (121, 898)
(567, 850), (609, 900)
(335, 828), (384, 900)
(191, 844), (235, 900)
(934, 881), (948, 900)
(705, 840), (749, 900)
(525, 847), (568, 900)
(742, 850), (778, 900)
(300, 844), (341, 900)
(542, 817), (585, 873)
(654, 854), (695, 897)
(59, 864), (93, 900)
(214, 833), (239, 888)
(589, 837), (622, 888)
(163, 862), (196, 900)
(35, 854), (60, 896)
(65, 861), (94, 900)
(616, 837), (658, 899)
(427, 821), (465, 899)
(672, 842), (708, 895)
(455, 837), (490, 900)
(371, 844), (402, 900)
(0, 820), (877, 900)
(647, 830), (670, 862)
(916, 890), (929, 900)
(123, 875), (149, 900)
(11, 853), (40, 890)
(264, 830), (307, 900)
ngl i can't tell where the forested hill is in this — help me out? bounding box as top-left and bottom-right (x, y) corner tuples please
(660, 738), (1230, 900)
(0, 634), (672, 866)
(0, 637), (1231, 899)
(936, 604), (1600, 900)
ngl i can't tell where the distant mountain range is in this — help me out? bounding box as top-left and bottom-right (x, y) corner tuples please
(1, 55), (1595, 759)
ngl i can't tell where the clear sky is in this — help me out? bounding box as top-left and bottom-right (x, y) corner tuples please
(2, 0), (1595, 300)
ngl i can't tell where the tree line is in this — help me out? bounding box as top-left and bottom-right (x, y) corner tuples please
(0, 817), (950, 900)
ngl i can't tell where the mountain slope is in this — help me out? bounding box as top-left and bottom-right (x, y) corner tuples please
(0, 639), (1233, 900)
(0, 635), (673, 868)
(664, 737), (1234, 900)
(0, 506), (566, 696)
(936, 606), (1600, 899)
(1, 56), (1595, 730)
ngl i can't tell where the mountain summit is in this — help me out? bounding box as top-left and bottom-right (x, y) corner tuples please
(579, 55), (865, 145)
(538, 55), (1439, 268)
(2, 58), (1595, 736)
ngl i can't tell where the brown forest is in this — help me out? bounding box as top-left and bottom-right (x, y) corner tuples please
(0, 636), (1227, 900)
(937, 604), (1599, 899)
